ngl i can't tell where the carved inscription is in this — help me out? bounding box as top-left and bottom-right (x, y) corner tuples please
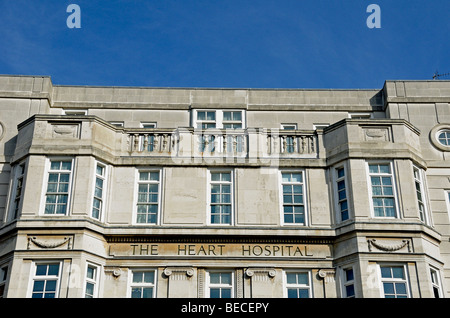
(110, 243), (331, 258)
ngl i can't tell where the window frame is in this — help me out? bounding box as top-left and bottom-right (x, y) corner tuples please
(0, 263), (9, 298)
(192, 109), (246, 130)
(378, 264), (410, 298)
(366, 161), (399, 219)
(207, 169), (234, 226)
(279, 169), (308, 226)
(340, 266), (356, 298)
(128, 269), (157, 298)
(7, 160), (27, 221)
(91, 161), (108, 221)
(333, 164), (351, 223)
(283, 270), (313, 298)
(84, 262), (100, 298)
(133, 168), (163, 225)
(413, 165), (430, 225)
(27, 261), (63, 298)
(40, 157), (75, 216)
(206, 270), (234, 298)
(429, 266), (443, 298)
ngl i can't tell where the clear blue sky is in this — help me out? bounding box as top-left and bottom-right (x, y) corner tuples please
(0, 0), (448, 89)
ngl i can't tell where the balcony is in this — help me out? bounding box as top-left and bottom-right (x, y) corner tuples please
(12, 115), (421, 167)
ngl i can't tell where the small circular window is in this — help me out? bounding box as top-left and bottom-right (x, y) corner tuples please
(430, 124), (450, 151)
(438, 130), (450, 146)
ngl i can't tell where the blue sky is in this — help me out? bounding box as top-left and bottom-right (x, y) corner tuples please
(0, 0), (448, 89)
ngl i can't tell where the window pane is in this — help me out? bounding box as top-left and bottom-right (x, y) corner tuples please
(392, 267), (404, 279)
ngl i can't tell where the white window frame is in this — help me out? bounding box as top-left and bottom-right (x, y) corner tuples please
(27, 261), (63, 298)
(84, 262), (100, 298)
(281, 123), (297, 130)
(7, 160), (27, 221)
(192, 109), (246, 130)
(340, 266), (356, 298)
(207, 169), (234, 226)
(279, 169), (308, 226)
(206, 270), (234, 298)
(429, 266), (443, 298)
(91, 161), (108, 221)
(348, 112), (372, 119)
(445, 190), (450, 223)
(333, 164), (350, 223)
(128, 269), (157, 298)
(40, 158), (74, 216)
(366, 161), (399, 219)
(283, 270), (312, 298)
(413, 165), (430, 224)
(63, 109), (87, 115)
(109, 121), (124, 127)
(133, 168), (163, 225)
(378, 264), (410, 298)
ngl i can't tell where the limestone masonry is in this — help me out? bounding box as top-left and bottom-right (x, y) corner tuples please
(0, 75), (450, 298)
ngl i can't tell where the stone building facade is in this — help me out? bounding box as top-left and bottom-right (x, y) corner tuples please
(0, 75), (449, 298)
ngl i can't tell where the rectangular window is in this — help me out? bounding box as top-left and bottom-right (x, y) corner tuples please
(413, 166), (428, 223)
(30, 262), (61, 298)
(207, 271), (233, 298)
(379, 265), (409, 298)
(136, 170), (161, 224)
(430, 268), (442, 298)
(342, 267), (355, 298)
(223, 111), (242, 129)
(368, 162), (397, 218)
(9, 162), (26, 220)
(209, 171), (233, 225)
(0, 265), (8, 298)
(197, 111), (216, 129)
(84, 263), (99, 298)
(44, 159), (73, 215)
(194, 110), (245, 129)
(285, 271), (312, 298)
(92, 163), (107, 220)
(335, 166), (349, 222)
(130, 270), (156, 298)
(281, 171), (306, 225)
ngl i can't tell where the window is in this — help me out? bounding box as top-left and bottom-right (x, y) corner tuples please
(193, 110), (245, 129)
(223, 111), (242, 129)
(84, 263), (99, 298)
(136, 169), (161, 224)
(63, 109), (87, 115)
(29, 262), (62, 298)
(280, 171), (306, 225)
(0, 265), (8, 298)
(92, 162), (107, 220)
(209, 171), (233, 225)
(140, 123), (157, 152)
(9, 162), (26, 220)
(437, 130), (450, 146)
(413, 166), (428, 223)
(44, 159), (73, 215)
(207, 271), (233, 298)
(341, 267), (355, 298)
(349, 112), (372, 119)
(130, 270), (156, 298)
(285, 271), (312, 298)
(379, 265), (409, 298)
(335, 166), (349, 222)
(367, 162), (397, 218)
(430, 268), (442, 298)
(196, 111), (216, 129)
(109, 121), (124, 127)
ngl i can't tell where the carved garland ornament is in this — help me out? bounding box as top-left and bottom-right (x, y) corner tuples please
(368, 239), (410, 252)
(28, 236), (72, 249)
